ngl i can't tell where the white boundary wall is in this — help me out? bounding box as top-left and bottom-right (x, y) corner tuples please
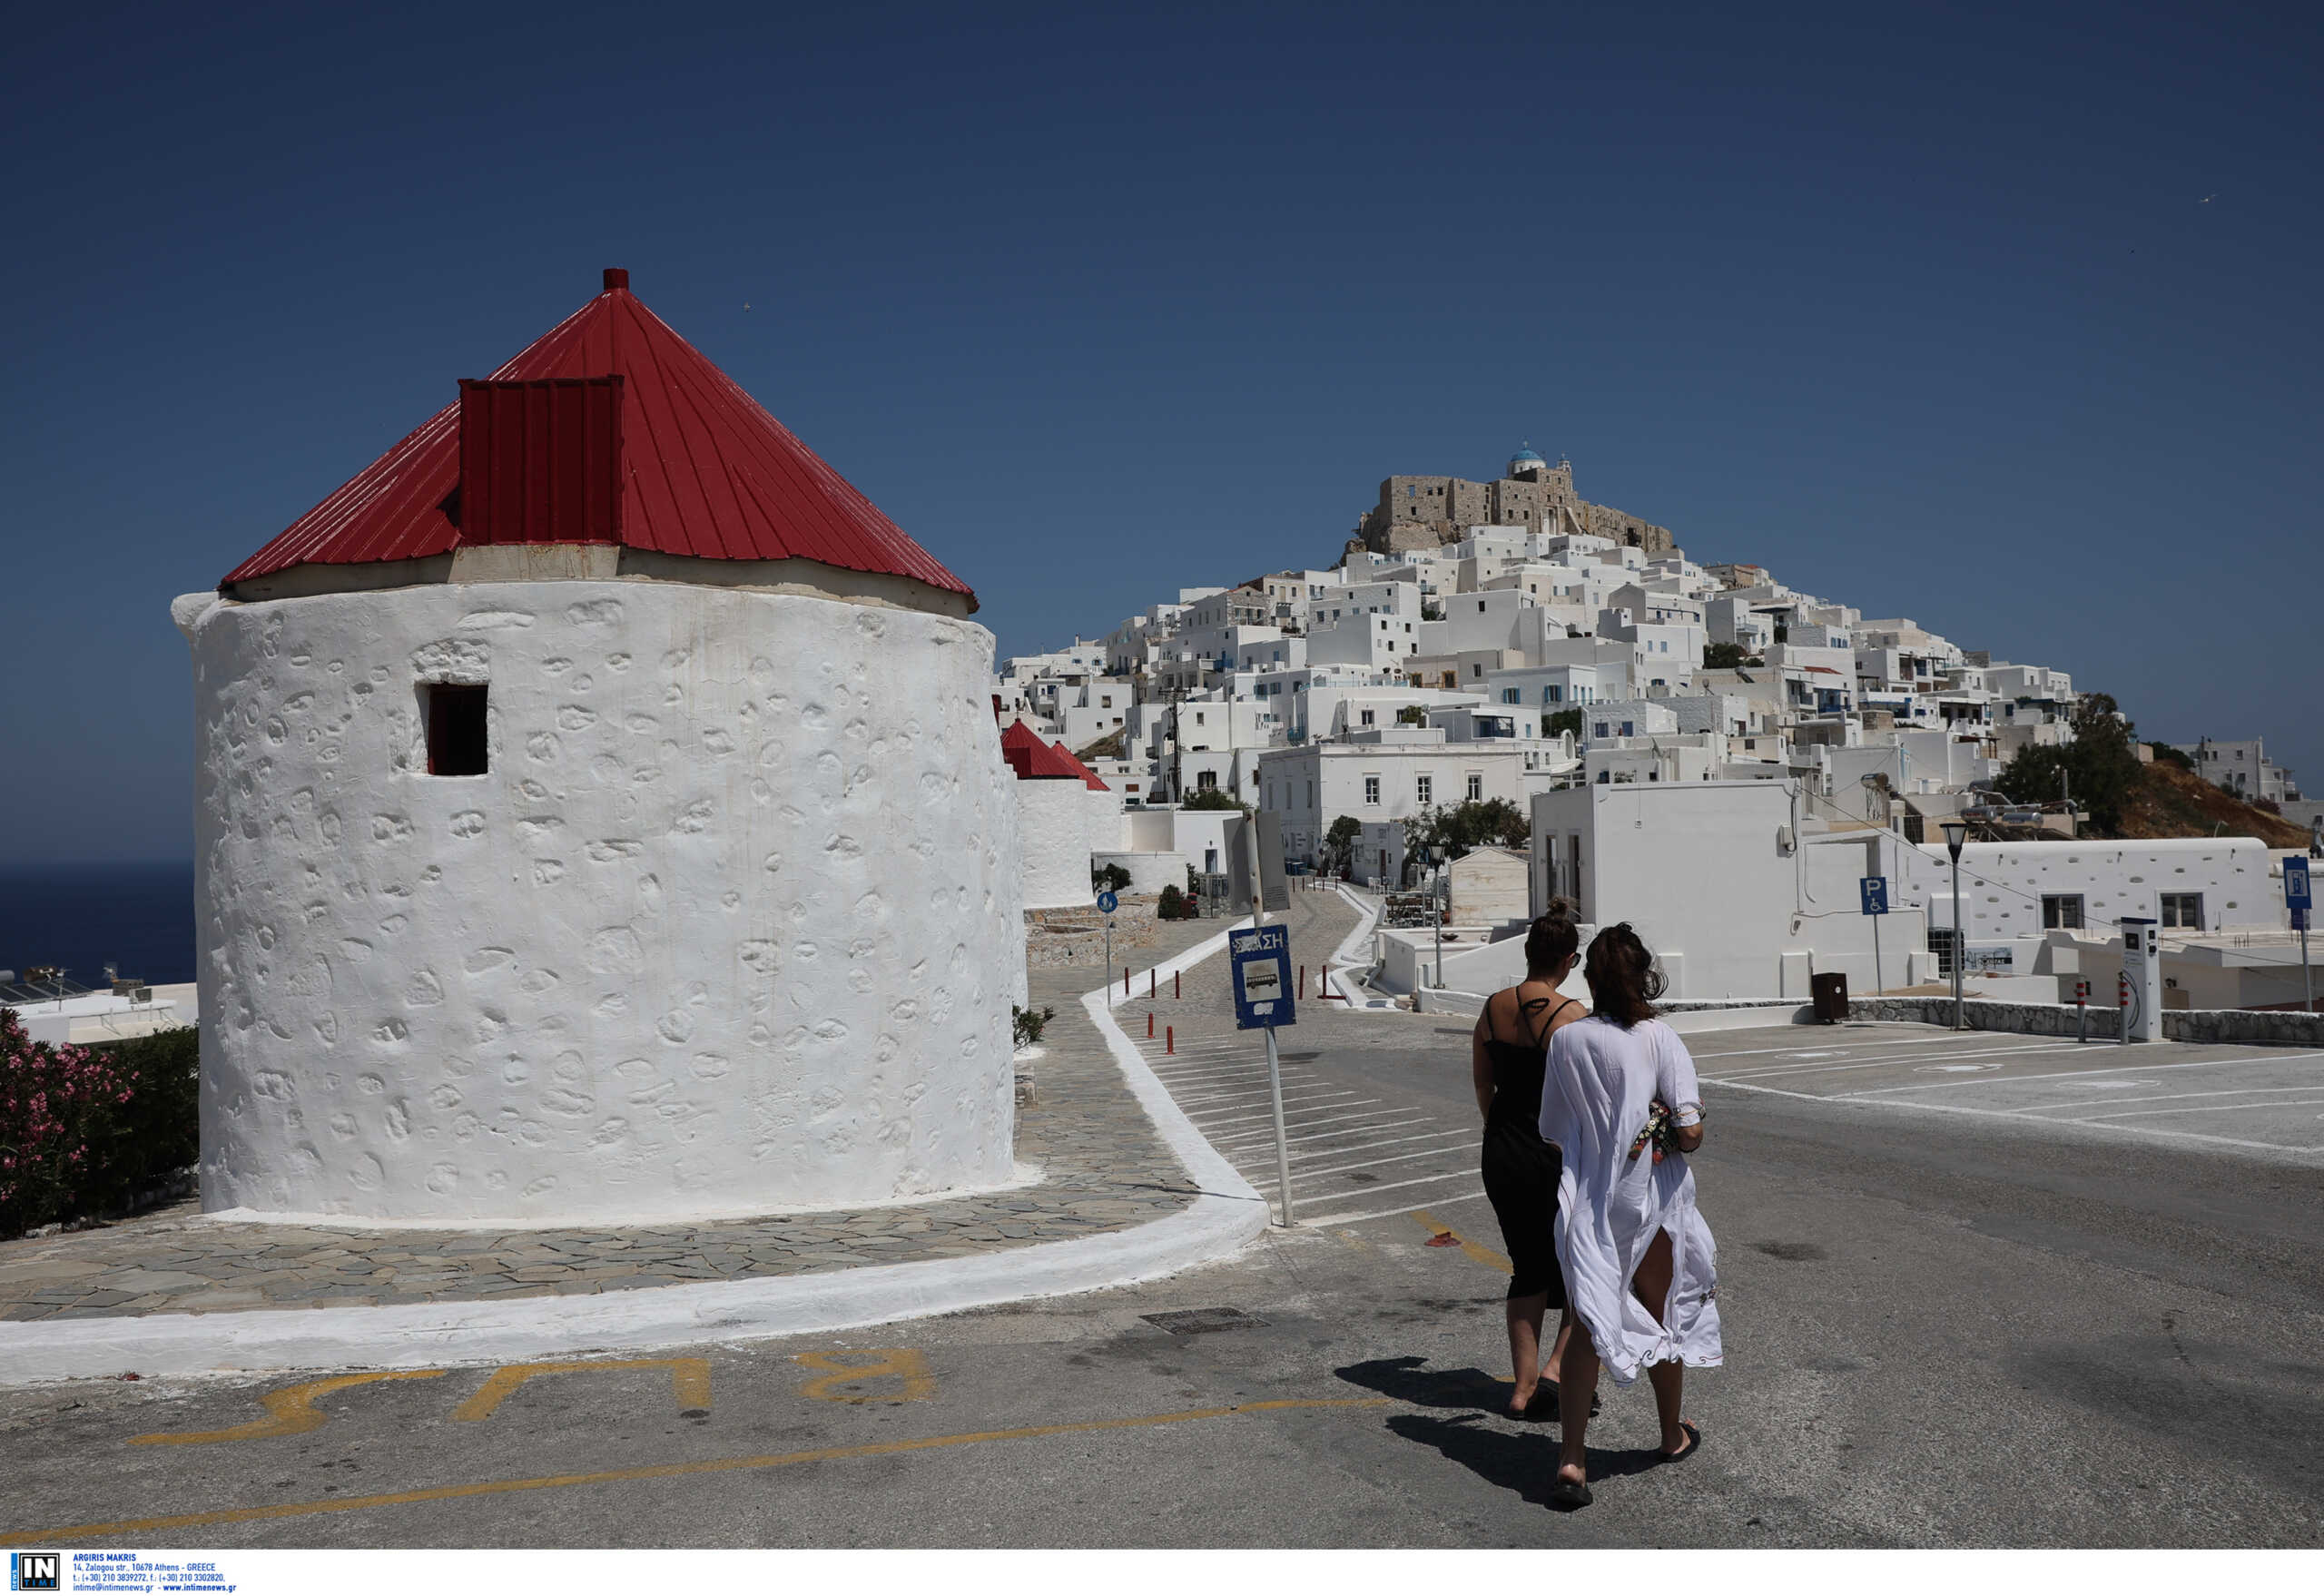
(1015, 778), (1095, 910)
(177, 580), (1022, 1224)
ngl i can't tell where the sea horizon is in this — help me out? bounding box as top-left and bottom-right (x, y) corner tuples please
(0, 859), (197, 988)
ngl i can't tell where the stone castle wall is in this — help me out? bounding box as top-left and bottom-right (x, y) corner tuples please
(1356, 462), (1676, 558)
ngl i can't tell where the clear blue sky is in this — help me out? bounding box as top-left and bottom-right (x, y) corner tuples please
(5, 3), (2316, 863)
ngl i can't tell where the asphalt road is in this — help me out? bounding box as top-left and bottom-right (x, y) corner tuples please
(5, 1006), (2319, 1549)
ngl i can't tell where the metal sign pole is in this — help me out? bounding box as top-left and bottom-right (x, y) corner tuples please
(1264, 1024), (1293, 1227)
(1231, 915), (1297, 1230)
(1872, 909), (1884, 999)
(2305, 922), (2314, 1015)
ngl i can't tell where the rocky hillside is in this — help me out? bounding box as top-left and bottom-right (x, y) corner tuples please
(2117, 760), (2309, 847)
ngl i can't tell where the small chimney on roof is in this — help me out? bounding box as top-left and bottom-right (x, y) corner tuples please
(458, 376), (625, 546)
(603, 267), (629, 291)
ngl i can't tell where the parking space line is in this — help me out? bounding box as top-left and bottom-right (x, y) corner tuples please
(1305, 1189), (1490, 1227)
(0, 1397), (1400, 1548)
(1254, 1167), (1474, 1199)
(2013, 1085), (2299, 1118)
(2073, 1095), (2324, 1124)
(1174, 1079), (1334, 1107)
(1841, 1050), (2324, 1098)
(1283, 1144), (1483, 1183)
(1709, 1041), (2076, 1081)
(1691, 1032), (2012, 1060)
(1196, 1097), (1378, 1129)
(1212, 1110), (1420, 1146)
(1708, 1074), (2324, 1157)
(1282, 1129), (1473, 1163)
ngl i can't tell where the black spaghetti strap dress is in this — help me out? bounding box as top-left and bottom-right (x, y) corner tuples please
(1481, 992), (1574, 1305)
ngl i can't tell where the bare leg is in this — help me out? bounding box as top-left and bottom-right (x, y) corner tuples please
(1504, 1291), (1549, 1412)
(1630, 1228), (1691, 1454)
(1555, 1329), (1598, 1488)
(1543, 1309), (1573, 1387)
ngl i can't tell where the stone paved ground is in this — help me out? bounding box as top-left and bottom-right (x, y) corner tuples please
(0, 911), (1236, 1325)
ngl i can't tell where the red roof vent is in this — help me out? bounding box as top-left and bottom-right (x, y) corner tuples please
(221, 271), (973, 605)
(458, 377), (625, 547)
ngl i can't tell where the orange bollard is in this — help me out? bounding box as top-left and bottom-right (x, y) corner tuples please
(1147, 1011), (1154, 1038)
(1166, 1025), (1174, 1055)
(1174, 970), (1180, 1000)
(1149, 969), (1156, 999)
(1123, 966), (1130, 997)
(1300, 964), (1306, 999)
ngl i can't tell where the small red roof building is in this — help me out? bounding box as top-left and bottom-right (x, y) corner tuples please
(222, 269), (972, 606)
(998, 721), (1112, 789)
(1046, 742), (1112, 792)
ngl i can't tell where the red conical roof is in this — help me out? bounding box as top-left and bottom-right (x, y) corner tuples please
(222, 269), (973, 605)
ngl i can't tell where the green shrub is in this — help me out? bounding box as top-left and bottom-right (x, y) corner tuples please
(1, 1012), (199, 1239)
(1012, 1004), (1057, 1049)
(1091, 862), (1132, 892)
(1157, 884), (1186, 920)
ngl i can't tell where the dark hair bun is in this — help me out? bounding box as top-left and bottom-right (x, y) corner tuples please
(1524, 902), (1581, 976)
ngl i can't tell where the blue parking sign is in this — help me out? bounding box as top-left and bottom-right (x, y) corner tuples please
(2287, 857), (2311, 911)
(1229, 923), (1295, 1030)
(1859, 876), (1888, 916)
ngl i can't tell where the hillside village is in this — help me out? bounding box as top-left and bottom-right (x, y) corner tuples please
(993, 446), (2319, 1014)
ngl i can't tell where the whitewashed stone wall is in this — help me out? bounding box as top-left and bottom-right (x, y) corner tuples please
(1090, 852), (1190, 896)
(176, 580), (1022, 1223)
(1014, 778), (1094, 911)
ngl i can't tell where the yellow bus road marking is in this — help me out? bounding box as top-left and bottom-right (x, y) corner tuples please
(131, 1371), (448, 1446)
(452, 1358), (711, 1423)
(793, 1348), (935, 1404)
(1412, 1209), (1511, 1275)
(2, 1397), (1395, 1546)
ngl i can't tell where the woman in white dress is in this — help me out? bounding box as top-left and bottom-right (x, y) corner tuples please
(1537, 922), (1720, 1509)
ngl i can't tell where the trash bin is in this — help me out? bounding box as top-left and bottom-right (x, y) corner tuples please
(1810, 971), (1848, 1023)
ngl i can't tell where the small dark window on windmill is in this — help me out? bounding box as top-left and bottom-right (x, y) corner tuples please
(425, 685), (489, 775)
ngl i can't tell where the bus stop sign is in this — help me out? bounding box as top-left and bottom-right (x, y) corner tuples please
(1229, 923), (1295, 1030)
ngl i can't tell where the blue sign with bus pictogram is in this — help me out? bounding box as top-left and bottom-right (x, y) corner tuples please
(1229, 923), (1295, 1030)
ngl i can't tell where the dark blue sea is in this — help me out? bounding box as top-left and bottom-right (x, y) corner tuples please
(0, 862), (197, 988)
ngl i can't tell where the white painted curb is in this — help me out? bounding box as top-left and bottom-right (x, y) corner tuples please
(1325, 884), (1394, 1010)
(0, 941), (1268, 1385)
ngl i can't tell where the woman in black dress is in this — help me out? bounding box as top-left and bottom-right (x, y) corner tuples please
(1471, 901), (1587, 1419)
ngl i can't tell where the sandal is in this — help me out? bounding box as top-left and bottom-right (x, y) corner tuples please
(1659, 1420), (1703, 1464)
(1547, 1473), (1592, 1510)
(1521, 1382), (1600, 1421)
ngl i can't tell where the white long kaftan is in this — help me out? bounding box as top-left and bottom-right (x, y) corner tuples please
(1538, 1016), (1722, 1386)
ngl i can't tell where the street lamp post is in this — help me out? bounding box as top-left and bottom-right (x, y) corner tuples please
(1941, 820), (1968, 1031)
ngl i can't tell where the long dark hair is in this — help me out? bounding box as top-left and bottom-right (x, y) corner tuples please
(1584, 921), (1665, 1028)
(1524, 898), (1580, 979)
